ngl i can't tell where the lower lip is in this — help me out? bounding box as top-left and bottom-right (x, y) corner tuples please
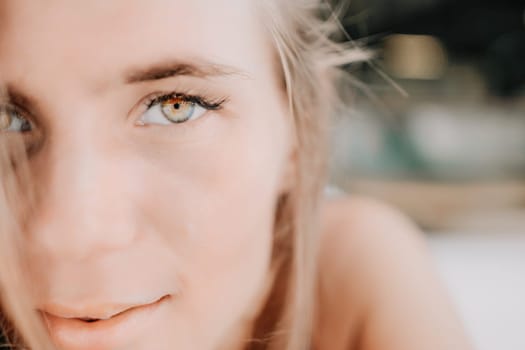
(41, 295), (172, 350)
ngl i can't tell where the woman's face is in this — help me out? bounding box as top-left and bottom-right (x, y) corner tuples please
(0, 1), (293, 349)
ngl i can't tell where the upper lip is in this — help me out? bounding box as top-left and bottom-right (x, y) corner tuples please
(39, 295), (169, 321)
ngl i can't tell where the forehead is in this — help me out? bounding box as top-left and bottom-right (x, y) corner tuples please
(0, 0), (269, 89)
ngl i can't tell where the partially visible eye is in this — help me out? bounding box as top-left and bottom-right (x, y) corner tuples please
(0, 107), (33, 133)
(137, 94), (220, 127)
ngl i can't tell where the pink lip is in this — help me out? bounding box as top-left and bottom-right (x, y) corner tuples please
(40, 295), (172, 350)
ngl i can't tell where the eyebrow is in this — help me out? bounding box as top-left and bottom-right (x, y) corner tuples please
(124, 59), (248, 84)
(0, 60), (248, 114)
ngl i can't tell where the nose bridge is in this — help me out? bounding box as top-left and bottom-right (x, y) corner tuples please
(33, 120), (139, 260)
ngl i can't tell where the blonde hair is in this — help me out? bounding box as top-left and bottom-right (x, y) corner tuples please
(0, 1), (366, 349)
(249, 1), (368, 349)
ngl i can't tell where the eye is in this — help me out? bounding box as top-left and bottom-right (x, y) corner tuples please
(138, 95), (208, 126)
(0, 107), (33, 133)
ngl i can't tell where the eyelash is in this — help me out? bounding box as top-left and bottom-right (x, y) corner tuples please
(143, 91), (227, 112)
(0, 91), (227, 136)
(0, 105), (39, 137)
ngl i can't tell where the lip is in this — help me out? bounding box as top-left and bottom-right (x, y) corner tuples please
(40, 295), (172, 350)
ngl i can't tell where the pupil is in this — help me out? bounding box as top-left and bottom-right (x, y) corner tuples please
(173, 103), (181, 110)
(20, 120), (31, 132)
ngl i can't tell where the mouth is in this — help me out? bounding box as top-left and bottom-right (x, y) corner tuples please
(39, 295), (172, 350)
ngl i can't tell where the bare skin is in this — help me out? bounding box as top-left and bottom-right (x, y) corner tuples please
(0, 1), (472, 349)
(315, 196), (472, 350)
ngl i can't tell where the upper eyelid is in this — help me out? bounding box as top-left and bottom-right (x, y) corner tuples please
(135, 90), (227, 115)
(147, 92), (226, 108)
(1, 104), (24, 117)
(2, 89), (227, 126)
(0, 93), (49, 134)
(143, 92), (180, 109)
(0, 104), (35, 125)
(2, 86), (45, 122)
(127, 90), (227, 124)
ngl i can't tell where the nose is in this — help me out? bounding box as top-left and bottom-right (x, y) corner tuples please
(30, 126), (141, 261)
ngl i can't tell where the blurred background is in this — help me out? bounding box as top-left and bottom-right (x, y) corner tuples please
(329, 0), (525, 349)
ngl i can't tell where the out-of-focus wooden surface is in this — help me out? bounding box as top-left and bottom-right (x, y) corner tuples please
(338, 179), (525, 231)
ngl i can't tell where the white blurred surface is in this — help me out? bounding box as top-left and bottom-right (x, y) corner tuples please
(428, 233), (525, 350)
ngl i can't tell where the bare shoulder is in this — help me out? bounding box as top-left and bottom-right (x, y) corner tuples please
(313, 196), (472, 350)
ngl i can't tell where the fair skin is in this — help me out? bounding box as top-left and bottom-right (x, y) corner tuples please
(0, 1), (470, 350)
(316, 197), (471, 349)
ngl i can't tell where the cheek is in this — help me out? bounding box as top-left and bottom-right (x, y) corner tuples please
(138, 110), (285, 249)
(133, 105), (289, 339)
